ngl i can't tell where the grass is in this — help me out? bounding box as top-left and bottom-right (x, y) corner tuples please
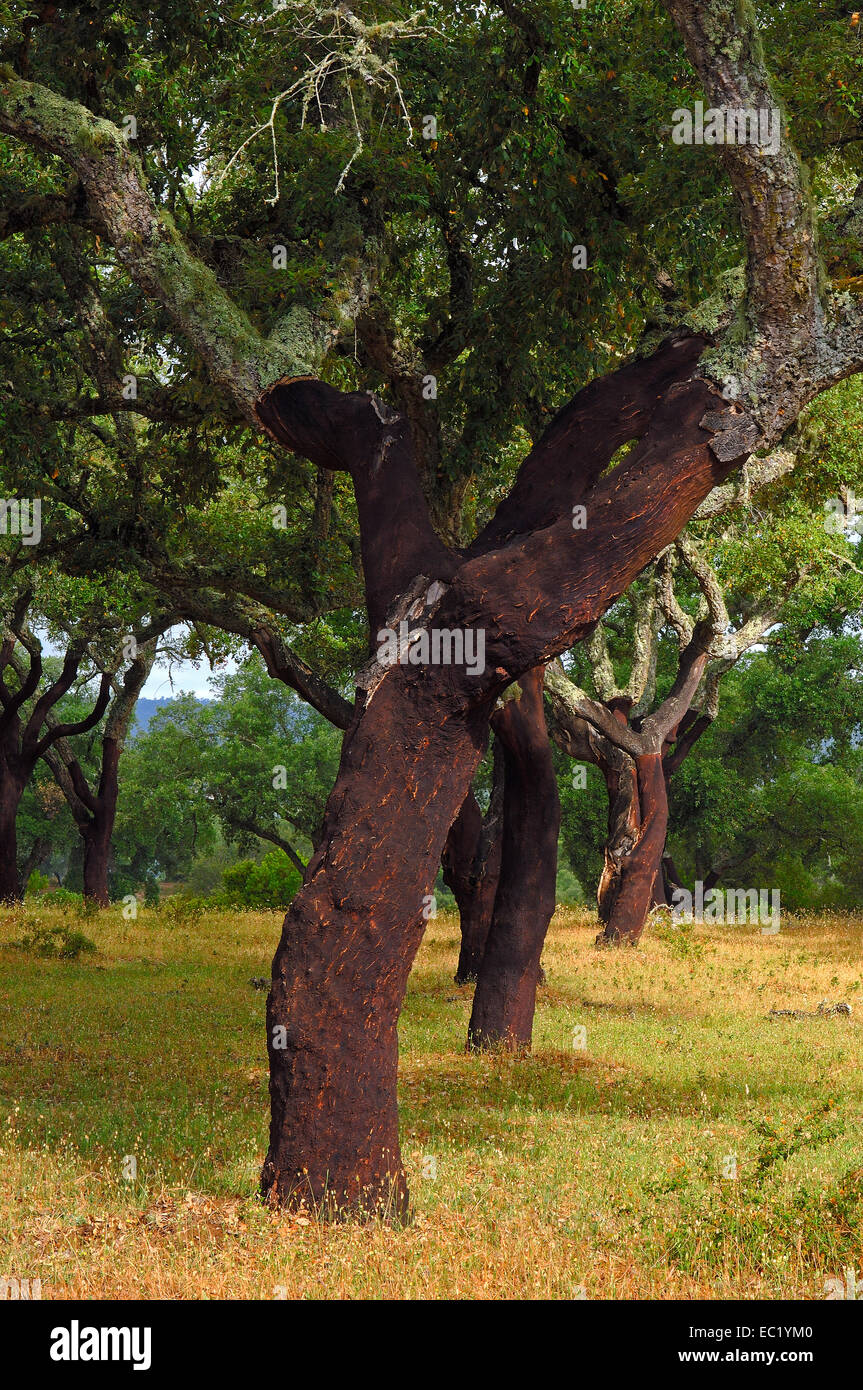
(0, 901), (861, 1300)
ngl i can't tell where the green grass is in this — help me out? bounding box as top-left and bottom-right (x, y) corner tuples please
(0, 901), (861, 1299)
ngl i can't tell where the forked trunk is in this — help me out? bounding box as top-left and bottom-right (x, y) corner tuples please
(468, 668), (560, 1051)
(261, 344), (744, 1217)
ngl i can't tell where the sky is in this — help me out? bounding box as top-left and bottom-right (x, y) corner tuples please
(40, 627), (239, 701)
(140, 655), (228, 700)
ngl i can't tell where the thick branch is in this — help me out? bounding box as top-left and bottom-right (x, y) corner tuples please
(0, 72), (321, 419)
(468, 333), (710, 555)
(31, 672), (112, 758)
(165, 588), (353, 730)
(222, 814), (307, 876)
(664, 1), (820, 365)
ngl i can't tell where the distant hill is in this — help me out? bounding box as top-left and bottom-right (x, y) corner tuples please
(132, 695), (208, 733)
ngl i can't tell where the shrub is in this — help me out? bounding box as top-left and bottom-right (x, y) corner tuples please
(143, 876), (161, 908)
(17, 920), (97, 960)
(159, 893), (206, 925)
(218, 851), (302, 909)
(24, 869), (51, 898)
(44, 887), (84, 909)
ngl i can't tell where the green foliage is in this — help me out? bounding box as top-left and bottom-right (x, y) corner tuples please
(16, 918), (96, 960)
(651, 912), (706, 962)
(143, 876), (161, 909)
(218, 852), (302, 910)
(3, 0), (863, 923)
(159, 894), (206, 927)
(555, 863), (585, 907)
(24, 869), (51, 898)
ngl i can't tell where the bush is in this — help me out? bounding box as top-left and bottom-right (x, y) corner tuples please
(24, 869), (51, 898)
(17, 920), (97, 960)
(218, 851), (302, 909)
(44, 887), (84, 908)
(143, 876), (161, 908)
(33, 887), (100, 920)
(159, 893), (206, 925)
(555, 864), (586, 906)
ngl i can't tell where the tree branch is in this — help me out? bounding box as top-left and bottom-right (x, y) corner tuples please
(0, 72), (323, 419)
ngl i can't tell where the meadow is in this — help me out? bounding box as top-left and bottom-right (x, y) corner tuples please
(1, 901), (861, 1300)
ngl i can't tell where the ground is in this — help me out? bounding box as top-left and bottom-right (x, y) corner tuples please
(1, 901), (861, 1299)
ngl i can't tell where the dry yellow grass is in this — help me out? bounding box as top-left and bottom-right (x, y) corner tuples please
(1, 901), (861, 1299)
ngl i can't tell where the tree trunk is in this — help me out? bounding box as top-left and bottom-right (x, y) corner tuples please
(82, 824), (112, 907)
(261, 670), (491, 1220)
(20, 835), (50, 894)
(596, 753), (668, 945)
(0, 776), (23, 903)
(467, 668), (560, 1051)
(81, 739), (120, 907)
(442, 741), (504, 984)
(260, 350), (746, 1218)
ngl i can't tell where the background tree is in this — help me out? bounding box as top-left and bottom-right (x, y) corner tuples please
(3, 0), (863, 1215)
(40, 630), (163, 904)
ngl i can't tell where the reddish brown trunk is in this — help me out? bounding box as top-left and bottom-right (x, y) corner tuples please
(0, 775), (23, 903)
(259, 340), (744, 1217)
(261, 669), (491, 1220)
(597, 753), (668, 945)
(467, 668), (560, 1051)
(80, 739), (120, 907)
(442, 743), (504, 983)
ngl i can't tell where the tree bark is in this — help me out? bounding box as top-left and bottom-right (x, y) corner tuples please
(261, 669), (492, 1220)
(0, 771), (24, 903)
(79, 738), (120, 907)
(596, 753), (669, 946)
(20, 834), (50, 894)
(41, 640), (159, 907)
(442, 743), (504, 984)
(260, 359), (744, 1217)
(467, 668), (561, 1050)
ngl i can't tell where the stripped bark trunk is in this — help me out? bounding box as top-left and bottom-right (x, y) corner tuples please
(468, 667), (560, 1051)
(80, 739), (120, 907)
(261, 671), (492, 1220)
(442, 741), (504, 983)
(597, 753), (669, 945)
(258, 361), (741, 1215)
